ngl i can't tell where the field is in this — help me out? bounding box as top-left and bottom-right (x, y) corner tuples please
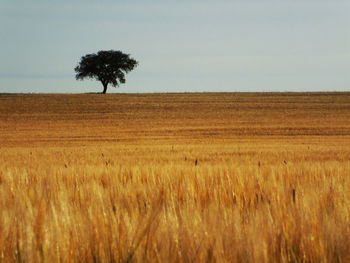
(0, 92), (350, 262)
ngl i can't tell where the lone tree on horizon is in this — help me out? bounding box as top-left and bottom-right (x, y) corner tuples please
(75, 50), (138, 94)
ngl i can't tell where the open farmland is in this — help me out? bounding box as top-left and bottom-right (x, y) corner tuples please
(0, 92), (350, 262)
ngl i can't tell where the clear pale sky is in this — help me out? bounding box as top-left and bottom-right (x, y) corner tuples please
(1, 0), (349, 93)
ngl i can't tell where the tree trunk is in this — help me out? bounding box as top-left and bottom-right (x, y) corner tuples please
(102, 83), (108, 94)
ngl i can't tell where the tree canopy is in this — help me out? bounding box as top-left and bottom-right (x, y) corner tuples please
(75, 50), (138, 94)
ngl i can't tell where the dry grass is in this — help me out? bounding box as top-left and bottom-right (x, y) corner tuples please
(0, 92), (350, 262)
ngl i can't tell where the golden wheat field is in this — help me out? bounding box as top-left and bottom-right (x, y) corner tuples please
(0, 92), (350, 262)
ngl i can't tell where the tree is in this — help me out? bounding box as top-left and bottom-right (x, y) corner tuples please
(75, 50), (138, 94)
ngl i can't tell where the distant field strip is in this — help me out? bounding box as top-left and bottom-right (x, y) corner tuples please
(1, 93), (350, 146)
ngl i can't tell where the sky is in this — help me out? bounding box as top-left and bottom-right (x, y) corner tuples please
(0, 0), (349, 93)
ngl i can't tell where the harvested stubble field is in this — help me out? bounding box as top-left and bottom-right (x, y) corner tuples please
(0, 92), (350, 263)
